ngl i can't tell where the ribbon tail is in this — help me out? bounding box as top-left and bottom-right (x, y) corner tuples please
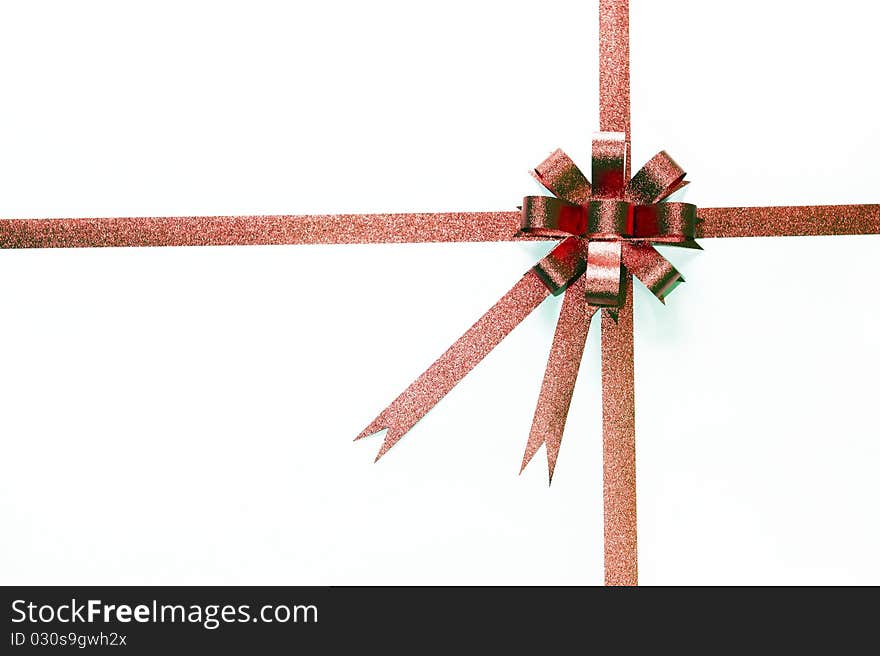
(520, 273), (597, 483)
(0, 211), (528, 248)
(697, 205), (880, 238)
(357, 269), (552, 461)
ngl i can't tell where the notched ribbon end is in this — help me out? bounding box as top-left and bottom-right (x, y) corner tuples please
(519, 441), (560, 483)
(355, 419), (400, 462)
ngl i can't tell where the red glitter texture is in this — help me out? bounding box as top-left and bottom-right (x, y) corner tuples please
(1, 0), (879, 587)
(520, 273), (597, 482)
(355, 271), (550, 459)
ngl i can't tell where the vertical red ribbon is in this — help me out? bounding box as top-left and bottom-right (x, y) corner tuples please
(599, 0), (638, 586)
(601, 273), (638, 586)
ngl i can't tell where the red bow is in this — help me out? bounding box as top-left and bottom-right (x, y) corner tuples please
(358, 132), (698, 481)
(524, 133), (698, 308)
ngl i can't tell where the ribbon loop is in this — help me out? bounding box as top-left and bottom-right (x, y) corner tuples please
(592, 132), (628, 199)
(533, 237), (588, 295)
(531, 149), (592, 206)
(584, 241), (625, 306)
(633, 201), (698, 243)
(626, 150), (686, 205)
(521, 196), (586, 237)
(622, 242), (684, 302)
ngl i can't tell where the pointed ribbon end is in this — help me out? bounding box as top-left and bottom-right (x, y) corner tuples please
(547, 460), (557, 486)
(373, 430), (401, 462)
(519, 440), (541, 475)
(355, 419), (385, 442)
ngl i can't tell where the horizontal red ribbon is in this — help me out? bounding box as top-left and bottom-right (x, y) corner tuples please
(0, 212), (527, 248)
(2, 205), (879, 248)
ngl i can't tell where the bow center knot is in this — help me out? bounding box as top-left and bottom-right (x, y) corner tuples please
(587, 199), (633, 239)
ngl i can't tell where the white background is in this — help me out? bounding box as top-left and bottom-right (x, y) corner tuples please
(1, 0), (878, 585)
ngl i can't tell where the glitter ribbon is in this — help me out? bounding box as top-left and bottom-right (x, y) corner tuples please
(3, 0), (880, 586)
(357, 136), (696, 471)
